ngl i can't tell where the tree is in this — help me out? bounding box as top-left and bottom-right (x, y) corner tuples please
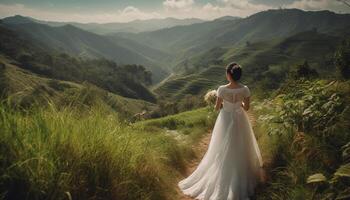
(292, 61), (318, 79)
(334, 39), (350, 79)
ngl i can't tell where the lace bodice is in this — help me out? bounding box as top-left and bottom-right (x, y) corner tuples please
(217, 84), (251, 111)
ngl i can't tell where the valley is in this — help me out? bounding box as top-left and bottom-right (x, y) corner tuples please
(0, 8), (350, 200)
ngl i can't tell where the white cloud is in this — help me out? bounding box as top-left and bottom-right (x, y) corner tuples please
(220, 0), (272, 15)
(284, 0), (350, 13)
(122, 6), (140, 14)
(285, 0), (344, 11)
(163, 0), (194, 10)
(119, 6), (161, 21)
(193, 0), (272, 19)
(159, 0), (273, 20)
(203, 3), (221, 12)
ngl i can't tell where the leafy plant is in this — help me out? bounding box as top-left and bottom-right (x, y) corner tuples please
(307, 142), (350, 200)
(258, 80), (348, 138)
(254, 79), (350, 199)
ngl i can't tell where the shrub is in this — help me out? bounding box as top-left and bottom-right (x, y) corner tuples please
(255, 79), (350, 199)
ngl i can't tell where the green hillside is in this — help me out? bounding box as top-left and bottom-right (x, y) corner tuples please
(0, 56), (155, 118)
(116, 9), (350, 70)
(87, 17), (204, 34)
(4, 15), (204, 34)
(0, 24), (157, 102)
(1, 18), (169, 83)
(116, 18), (237, 58)
(154, 65), (226, 99)
(105, 34), (171, 68)
(3, 9), (349, 84)
(155, 30), (346, 100)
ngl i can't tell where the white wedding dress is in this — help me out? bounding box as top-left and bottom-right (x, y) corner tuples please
(178, 85), (263, 200)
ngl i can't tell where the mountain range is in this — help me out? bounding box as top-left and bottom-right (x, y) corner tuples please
(1, 8), (350, 104)
(1, 16), (171, 83)
(117, 9), (350, 66)
(2, 15), (204, 34)
(0, 24), (157, 102)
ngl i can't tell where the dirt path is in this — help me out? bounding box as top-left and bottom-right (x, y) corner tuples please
(177, 131), (212, 200)
(177, 112), (259, 200)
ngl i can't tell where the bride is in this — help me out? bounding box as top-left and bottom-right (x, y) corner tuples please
(178, 62), (263, 200)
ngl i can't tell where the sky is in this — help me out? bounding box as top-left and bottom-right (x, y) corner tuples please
(0, 0), (349, 23)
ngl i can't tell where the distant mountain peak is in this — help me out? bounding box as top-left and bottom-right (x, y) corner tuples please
(126, 17), (204, 24)
(11, 15), (28, 19)
(61, 24), (78, 29)
(214, 16), (240, 21)
(2, 15), (35, 24)
(258, 8), (341, 16)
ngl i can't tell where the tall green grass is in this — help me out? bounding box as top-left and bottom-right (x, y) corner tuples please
(0, 103), (213, 200)
(135, 107), (217, 143)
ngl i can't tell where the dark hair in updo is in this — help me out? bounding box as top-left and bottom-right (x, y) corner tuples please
(226, 62), (242, 81)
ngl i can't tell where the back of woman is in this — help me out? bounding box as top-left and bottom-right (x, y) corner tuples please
(178, 62), (263, 200)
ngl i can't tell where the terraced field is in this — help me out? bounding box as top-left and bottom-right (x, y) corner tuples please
(153, 65), (226, 99)
(155, 30), (344, 100)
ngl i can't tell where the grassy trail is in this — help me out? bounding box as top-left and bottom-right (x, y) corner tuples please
(177, 130), (212, 200)
(176, 111), (262, 200)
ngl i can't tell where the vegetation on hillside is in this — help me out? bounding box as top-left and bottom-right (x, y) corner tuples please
(0, 101), (215, 200)
(156, 30), (346, 100)
(1, 18), (170, 82)
(0, 57), (156, 119)
(0, 25), (156, 102)
(254, 79), (350, 199)
(251, 41), (350, 199)
(3, 15), (204, 35)
(119, 9), (350, 66)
